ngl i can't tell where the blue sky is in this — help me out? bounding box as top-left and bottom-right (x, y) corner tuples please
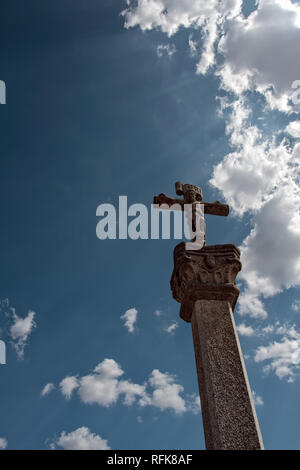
(0, 0), (300, 450)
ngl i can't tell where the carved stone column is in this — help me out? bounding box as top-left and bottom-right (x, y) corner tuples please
(171, 243), (264, 450)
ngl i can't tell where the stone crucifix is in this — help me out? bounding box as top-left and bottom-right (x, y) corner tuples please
(153, 182), (264, 450)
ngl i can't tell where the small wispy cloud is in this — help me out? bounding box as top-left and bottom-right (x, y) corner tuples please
(41, 383), (55, 397)
(237, 323), (256, 337)
(0, 299), (37, 360)
(187, 394), (201, 415)
(252, 390), (264, 407)
(261, 325), (275, 335)
(10, 310), (36, 360)
(154, 309), (163, 317)
(139, 369), (187, 415)
(255, 323), (300, 382)
(157, 43), (176, 57)
(164, 322), (178, 335)
(0, 438), (7, 450)
(59, 376), (79, 399)
(188, 34), (198, 56)
(121, 308), (138, 333)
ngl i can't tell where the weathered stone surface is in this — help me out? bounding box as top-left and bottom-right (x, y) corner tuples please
(171, 242), (264, 450)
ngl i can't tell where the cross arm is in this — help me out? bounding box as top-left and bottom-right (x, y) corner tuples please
(153, 194), (229, 216)
(153, 193), (184, 210)
(203, 201), (229, 217)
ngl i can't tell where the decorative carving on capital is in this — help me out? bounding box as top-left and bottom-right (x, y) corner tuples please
(170, 243), (242, 322)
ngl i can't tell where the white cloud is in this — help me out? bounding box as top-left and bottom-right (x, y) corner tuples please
(211, 98), (300, 317)
(59, 376), (79, 399)
(210, 97), (293, 217)
(239, 185), (300, 308)
(58, 358), (198, 415)
(121, 0), (300, 103)
(188, 34), (197, 56)
(52, 427), (110, 450)
(118, 380), (146, 406)
(195, 12), (218, 74)
(157, 43), (176, 57)
(77, 359), (144, 408)
(252, 390), (264, 407)
(41, 383), (55, 396)
(255, 324), (300, 381)
(0, 438), (7, 450)
(140, 369), (187, 414)
(275, 323), (299, 339)
(10, 310), (36, 360)
(210, 101), (300, 316)
(122, 0), (219, 37)
(237, 323), (256, 336)
(121, 308), (138, 333)
(218, 0), (300, 111)
(286, 121), (300, 139)
(262, 324), (275, 335)
(238, 292), (268, 319)
(217, 63), (253, 95)
(165, 321), (178, 334)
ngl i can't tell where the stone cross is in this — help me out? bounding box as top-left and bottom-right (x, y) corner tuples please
(153, 182), (229, 244)
(153, 183), (264, 450)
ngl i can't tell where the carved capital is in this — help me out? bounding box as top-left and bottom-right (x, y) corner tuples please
(171, 243), (242, 322)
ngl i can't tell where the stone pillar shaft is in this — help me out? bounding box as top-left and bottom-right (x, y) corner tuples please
(192, 300), (263, 450)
